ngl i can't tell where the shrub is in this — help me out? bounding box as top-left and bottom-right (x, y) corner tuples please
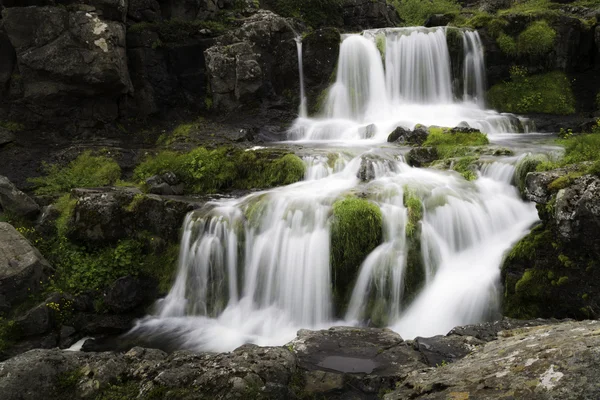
(29, 151), (121, 195)
(488, 69), (576, 115)
(560, 134), (600, 164)
(497, 32), (517, 56)
(391, 0), (460, 26)
(517, 20), (556, 56)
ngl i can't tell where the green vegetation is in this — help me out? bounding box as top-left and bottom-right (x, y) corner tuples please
(517, 20), (556, 55)
(422, 127), (489, 158)
(134, 147), (306, 194)
(330, 196), (383, 309)
(267, 0), (344, 28)
(0, 120), (24, 132)
(496, 33), (517, 56)
(29, 151), (121, 195)
(488, 68), (576, 115)
(403, 188), (423, 238)
(451, 156), (478, 181)
(0, 317), (19, 353)
(514, 153), (548, 193)
(390, 0), (460, 26)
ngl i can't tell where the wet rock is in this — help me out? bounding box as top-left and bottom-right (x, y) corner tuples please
(448, 318), (557, 342)
(0, 223), (53, 313)
(406, 147), (439, 167)
(525, 169), (567, 204)
(145, 172), (184, 196)
(103, 276), (157, 313)
(385, 320), (600, 399)
(15, 302), (55, 338)
(388, 126), (429, 145)
(289, 326), (427, 398)
(359, 124), (376, 139)
(0, 175), (40, 218)
(342, 0), (401, 30)
(0, 128), (15, 147)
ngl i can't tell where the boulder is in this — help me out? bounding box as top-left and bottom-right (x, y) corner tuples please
(554, 175), (600, 246)
(406, 147), (439, 167)
(525, 169), (566, 204)
(0, 175), (40, 218)
(145, 172), (184, 195)
(412, 334), (483, 367)
(103, 276), (157, 313)
(385, 320), (600, 399)
(0, 129), (15, 147)
(0, 223), (53, 313)
(387, 126), (429, 145)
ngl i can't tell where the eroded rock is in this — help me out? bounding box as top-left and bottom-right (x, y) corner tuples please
(0, 175), (40, 218)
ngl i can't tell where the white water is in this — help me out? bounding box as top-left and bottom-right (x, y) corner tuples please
(295, 36), (308, 118)
(128, 26), (542, 352)
(289, 27), (532, 142)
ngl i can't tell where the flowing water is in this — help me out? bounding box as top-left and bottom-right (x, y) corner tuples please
(129, 27), (547, 352)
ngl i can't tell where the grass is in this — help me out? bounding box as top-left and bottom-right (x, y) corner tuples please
(488, 68), (575, 115)
(29, 151), (121, 195)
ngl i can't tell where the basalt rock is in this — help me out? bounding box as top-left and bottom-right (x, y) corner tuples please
(406, 147), (439, 167)
(387, 126), (429, 145)
(0, 175), (40, 218)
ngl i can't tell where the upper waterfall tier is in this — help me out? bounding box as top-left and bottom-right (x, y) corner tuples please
(289, 27), (533, 141)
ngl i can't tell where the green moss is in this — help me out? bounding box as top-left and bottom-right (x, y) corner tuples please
(422, 127), (488, 160)
(54, 369), (83, 396)
(376, 34), (386, 58)
(0, 120), (25, 132)
(548, 171), (584, 192)
(488, 69), (576, 115)
(330, 196), (383, 311)
(506, 225), (552, 262)
(514, 154), (548, 193)
(497, 0), (561, 18)
(404, 236), (425, 304)
(451, 156), (478, 181)
(403, 188), (423, 238)
(55, 194), (77, 237)
(391, 0), (460, 26)
(134, 147), (306, 194)
(518, 20), (556, 55)
(496, 33), (517, 56)
(29, 151), (121, 195)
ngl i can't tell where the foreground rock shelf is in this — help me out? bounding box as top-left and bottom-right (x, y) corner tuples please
(0, 319), (597, 400)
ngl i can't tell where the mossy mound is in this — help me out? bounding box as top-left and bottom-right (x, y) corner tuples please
(514, 153), (549, 194)
(330, 196), (383, 312)
(134, 147), (306, 194)
(488, 69), (576, 115)
(422, 127), (489, 159)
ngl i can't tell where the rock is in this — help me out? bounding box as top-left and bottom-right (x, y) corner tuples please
(103, 276), (157, 313)
(448, 318), (557, 342)
(145, 172), (184, 196)
(387, 126), (429, 145)
(68, 187), (199, 243)
(406, 147), (439, 167)
(15, 302), (55, 338)
(0, 223), (53, 313)
(303, 28), (340, 109)
(525, 169), (567, 204)
(358, 123), (376, 139)
(554, 175), (600, 245)
(424, 14), (454, 27)
(34, 205), (61, 237)
(289, 326), (427, 398)
(0, 128), (15, 147)
(357, 154), (395, 182)
(342, 0), (402, 30)
(385, 320), (600, 399)
(127, 0), (162, 22)
(413, 334), (483, 367)
(0, 175), (40, 218)
(477, 0), (513, 13)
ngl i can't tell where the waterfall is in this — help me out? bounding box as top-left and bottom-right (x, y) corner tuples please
(288, 27), (532, 141)
(295, 36), (308, 118)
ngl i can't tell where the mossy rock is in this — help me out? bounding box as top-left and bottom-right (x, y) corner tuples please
(330, 196), (383, 314)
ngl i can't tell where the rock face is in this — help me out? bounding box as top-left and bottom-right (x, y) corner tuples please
(385, 320), (600, 399)
(0, 175), (40, 218)
(67, 187), (201, 244)
(407, 147), (439, 167)
(0, 320), (598, 400)
(502, 168), (600, 320)
(204, 10), (299, 112)
(0, 223), (53, 313)
(2, 5), (132, 128)
(342, 0), (402, 30)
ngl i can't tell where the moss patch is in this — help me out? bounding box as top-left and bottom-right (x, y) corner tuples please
(514, 153), (548, 193)
(390, 0), (460, 26)
(403, 188), (423, 238)
(517, 20), (556, 55)
(29, 151), (121, 195)
(488, 68), (576, 115)
(133, 147), (306, 194)
(330, 196), (383, 312)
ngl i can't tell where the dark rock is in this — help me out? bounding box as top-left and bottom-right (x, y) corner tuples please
(342, 0), (402, 30)
(104, 276), (157, 313)
(554, 174), (600, 245)
(448, 318), (557, 342)
(357, 154), (396, 182)
(290, 326), (427, 398)
(358, 124), (376, 139)
(525, 169), (567, 204)
(0, 223), (53, 313)
(387, 126), (429, 145)
(424, 14), (454, 27)
(0, 128), (15, 147)
(413, 334), (483, 367)
(34, 205), (61, 237)
(127, 0), (162, 22)
(15, 302), (55, 338)
(406, 147), (439, 167)
(0, 175), (40, 218)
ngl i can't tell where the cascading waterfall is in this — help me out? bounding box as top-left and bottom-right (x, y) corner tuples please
(295, 36), (308, 118)
(129, 24), (544, 353)
(289, 27), (532, 141)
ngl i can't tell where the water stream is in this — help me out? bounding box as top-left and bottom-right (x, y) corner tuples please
(129, 26), (545, 352)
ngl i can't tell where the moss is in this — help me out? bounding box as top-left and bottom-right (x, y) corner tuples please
(488, 69), (576, 115)
(391, 0), (460, 26)
(0, 120), (25, 132)
(403, 188), (423, 238)
(404, 236), (425, 304)
(496, 32), (517, 56)
(514, 154), (548, 193)
(330, 196), (383, 312)
(497, 0), (562, 19)
(451, 156), (479, 181)
(54, 369), (84, 396)
(0, 318), (19, 353)
(548, 171), (584, 192)
(517, 20), (556, 56)
(55, 194), (78, 237)
(29, 151), (121, 195)
(376, 34), (386, 58)
(95, 382), (140, 400)
(422, 127), (488, 160)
